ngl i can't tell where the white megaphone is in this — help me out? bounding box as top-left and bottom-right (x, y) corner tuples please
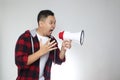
(58, 30), (85, 45)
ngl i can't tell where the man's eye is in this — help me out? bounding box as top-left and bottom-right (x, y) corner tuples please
(50, 22), (53, 24)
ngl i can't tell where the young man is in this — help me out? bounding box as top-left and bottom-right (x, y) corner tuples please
(15, 10), (71, 80)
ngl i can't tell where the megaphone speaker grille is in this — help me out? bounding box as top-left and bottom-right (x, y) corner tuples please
(80, 30), (84, 45)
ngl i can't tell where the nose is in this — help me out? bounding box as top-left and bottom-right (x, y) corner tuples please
(52, 23), (56, 28)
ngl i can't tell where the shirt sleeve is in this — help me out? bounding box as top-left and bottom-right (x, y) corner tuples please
(15, 31), (31, 69)
(54, 48), (66, 64)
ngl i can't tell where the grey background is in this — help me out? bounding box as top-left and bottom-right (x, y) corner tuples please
(0, 0), (120, 80)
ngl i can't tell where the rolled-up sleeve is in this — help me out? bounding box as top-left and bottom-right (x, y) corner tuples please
(54, 48), (66, 64)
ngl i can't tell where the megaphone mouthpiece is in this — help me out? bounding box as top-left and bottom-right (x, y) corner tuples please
(59, 31), (64, 40)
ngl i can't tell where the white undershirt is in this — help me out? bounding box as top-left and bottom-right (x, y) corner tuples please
(36, 32), (49, 80)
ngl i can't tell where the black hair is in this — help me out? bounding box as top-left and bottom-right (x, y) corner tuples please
(37, 10), (54, 24)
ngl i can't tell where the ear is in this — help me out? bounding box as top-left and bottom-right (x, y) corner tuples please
(39, 21), (44, 27)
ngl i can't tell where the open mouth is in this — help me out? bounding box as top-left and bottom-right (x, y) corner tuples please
(49, 29), (54, 33)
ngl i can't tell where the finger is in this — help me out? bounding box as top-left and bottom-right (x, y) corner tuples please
(64, 42), (70, 46)
(49, 42), (57, 48)
(64, 42), (71, 49)
(49, 40), (56, 45)
(66, 45), (71, 49)
(49, 47), (57, 51)
(63, 40), (71, 46)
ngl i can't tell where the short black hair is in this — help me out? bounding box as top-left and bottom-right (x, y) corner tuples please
(37, 10), (54, 24)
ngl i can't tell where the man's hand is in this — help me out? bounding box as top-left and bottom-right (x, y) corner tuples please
(39, 39), (57, 55)
(61, 40), (72, 51)
(27, 39), (57, 65)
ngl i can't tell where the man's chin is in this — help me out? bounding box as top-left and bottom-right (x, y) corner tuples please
(46, 33), (51, 37)
(46, 31), (53, 37)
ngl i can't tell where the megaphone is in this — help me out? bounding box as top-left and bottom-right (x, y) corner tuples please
(58, 30), (85, 45)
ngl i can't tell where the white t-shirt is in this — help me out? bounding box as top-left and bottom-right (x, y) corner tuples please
(36, 32), (49, 80)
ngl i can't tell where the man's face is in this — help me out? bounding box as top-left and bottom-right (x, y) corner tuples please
(39, 15), (56, 36)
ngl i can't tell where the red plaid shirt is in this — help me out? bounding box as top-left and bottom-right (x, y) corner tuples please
(15, 29), (65, 80)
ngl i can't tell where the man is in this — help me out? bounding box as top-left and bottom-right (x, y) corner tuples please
(15, 10), (72, 80)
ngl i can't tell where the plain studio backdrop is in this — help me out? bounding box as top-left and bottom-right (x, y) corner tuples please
(0, 0), (120, 80)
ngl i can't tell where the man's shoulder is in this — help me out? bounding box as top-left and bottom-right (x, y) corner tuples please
(18, 30), (31, 40)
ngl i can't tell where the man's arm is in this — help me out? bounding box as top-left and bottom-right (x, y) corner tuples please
(59, 40), (72, 60)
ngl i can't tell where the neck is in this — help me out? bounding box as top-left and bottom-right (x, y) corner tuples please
(36, 28), (45, 37)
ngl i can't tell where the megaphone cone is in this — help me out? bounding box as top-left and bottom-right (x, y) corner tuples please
(58, 30), (84, 45)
